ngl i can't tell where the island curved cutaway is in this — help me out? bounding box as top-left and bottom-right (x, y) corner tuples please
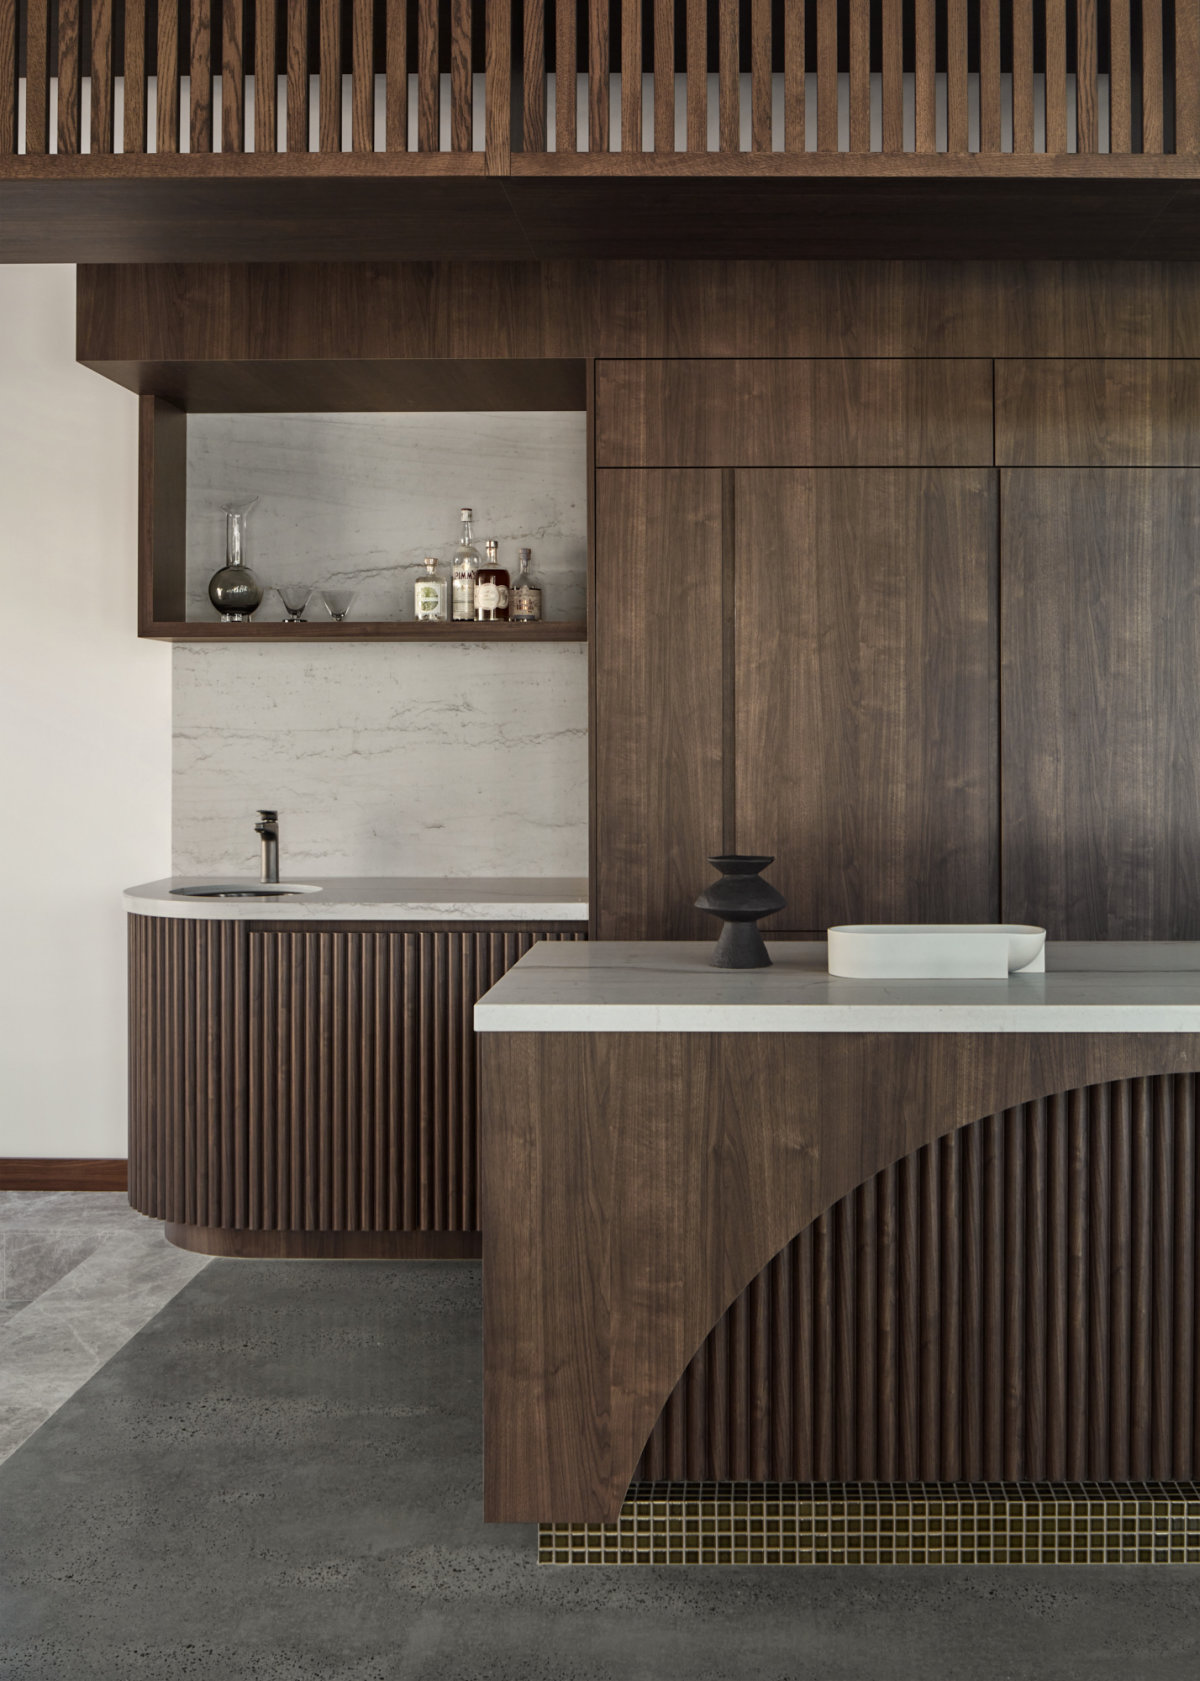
(475, 940), (1200, 1523)
(125, 878), (587, 1258)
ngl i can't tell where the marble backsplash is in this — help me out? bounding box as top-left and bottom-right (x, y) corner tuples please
(186, 411), (587, 624)
(172, 642), (588, 878)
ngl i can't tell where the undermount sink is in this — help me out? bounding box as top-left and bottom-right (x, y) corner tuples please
(827, 924), (1046, 980)
(169, 883), (321, 900)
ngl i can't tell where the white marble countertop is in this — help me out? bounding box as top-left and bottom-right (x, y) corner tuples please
(474, 940), (1200, 1033)
(124, 877), (589, 923)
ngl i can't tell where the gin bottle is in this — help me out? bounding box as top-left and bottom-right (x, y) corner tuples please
(474, 539), (510, 622)
(451, 508), (480, 622)
(414, 555), (448, 622)
(509, 548), (542, 622)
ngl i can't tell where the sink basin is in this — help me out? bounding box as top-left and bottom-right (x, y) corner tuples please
(827, 924), (1046, 979)
(169, 883), (321, 900)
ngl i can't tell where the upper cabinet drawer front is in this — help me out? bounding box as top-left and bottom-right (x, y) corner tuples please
(595, 359), (995, 467)
(997, 360), (1200, 465)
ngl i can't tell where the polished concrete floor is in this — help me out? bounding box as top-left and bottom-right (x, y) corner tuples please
(3, 1253), (1200, 1680)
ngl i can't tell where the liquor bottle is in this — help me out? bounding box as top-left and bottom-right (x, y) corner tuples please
(451, 508), (480, 622)
(414, 555), (447, 622)
(475, 539), (510, 622)
(509, 548), (542, 622)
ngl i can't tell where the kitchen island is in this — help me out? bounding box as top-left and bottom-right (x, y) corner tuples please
(476, 941), (1200, 1522)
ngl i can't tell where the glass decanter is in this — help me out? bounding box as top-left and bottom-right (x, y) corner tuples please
(208, 498), (263, 622)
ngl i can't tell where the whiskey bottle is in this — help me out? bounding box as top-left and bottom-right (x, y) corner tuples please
(509, 548), (542, 622)
(414, 555), (448, 622)
(474, 538), (510, 622)
(451, 508), (480, 622)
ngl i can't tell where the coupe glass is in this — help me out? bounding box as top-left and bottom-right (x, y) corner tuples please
(277, 584), (313, 623)
(320, 587), (357, 623)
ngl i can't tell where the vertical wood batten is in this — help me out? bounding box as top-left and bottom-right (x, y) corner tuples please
(223, 0), (246, 153)
(25, 0), (51, 153)
(1176, 0), (1200, 154)
(1075, 0), (1098, 153)
(287, 0), (309, 150)
(352, 0), (375, 151)
(485, 0), (511, 175)
(751, 0), (770, 152)
(386, 0), (408, 150)
(1142, 0), (1164, 152)
(719, 0), (738, 152)
(123, 0), (149, 151)
(784, 0), (805, 151)
(946, 0), (968, 154)
(320, 0), (343, 151)
(653, 0), (673, 151)
(849, 0), (869, 153)
(914, 0), (936, 152)
(1110, 0), (1132, 152)
(686, 0), (705, 152)
(816, 0), (836, 151)
(1012, 0), (1034, 152)
(451, 0), (473, 151)
(589, 0), (609, 152)
(57, 0), (82, 154)
(1044, 0), (1067, 154)
(157, 0), (182, 152)
(558, 0), (578, 152)
(525, 0), (547, 150)
(255, 0), (277, 152)
(91, 0), (116, 152)
(0, 0), (15, 155)
(621, 0), (641, 150)
(979, 0), (1000, 153)
(418, 0), (439, 149)
(191, 0), (214, 152)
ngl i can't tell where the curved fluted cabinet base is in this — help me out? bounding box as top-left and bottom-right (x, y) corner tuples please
(166, 1223), (482, 1259)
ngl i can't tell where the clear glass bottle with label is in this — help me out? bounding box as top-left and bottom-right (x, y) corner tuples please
(509, 548), (542, 622)
(474, 538), (510, 622)
(451, 508), (480, 622)
(414, 555), (448, 622)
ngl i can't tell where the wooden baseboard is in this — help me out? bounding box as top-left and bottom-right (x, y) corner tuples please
(0, 1158), (129, 1192)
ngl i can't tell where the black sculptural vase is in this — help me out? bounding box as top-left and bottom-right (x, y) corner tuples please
(694, 855), (787, 970)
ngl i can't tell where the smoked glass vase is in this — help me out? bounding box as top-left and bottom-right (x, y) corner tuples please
(208, 498), (263, 622)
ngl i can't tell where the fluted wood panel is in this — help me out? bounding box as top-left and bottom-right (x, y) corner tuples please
(637, 1077), (1200, 1483)
(129, 916), (583, 1232)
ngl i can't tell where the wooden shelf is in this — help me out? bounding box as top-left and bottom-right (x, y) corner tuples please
(143, 619), (587, 643)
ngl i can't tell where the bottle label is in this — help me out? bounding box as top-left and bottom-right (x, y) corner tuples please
(497, 586), (509, 609)
(451, 576), (474, 619)
(476, 582), (501, 611)
(415, 583), (443, 620)
(510, 587), (542, 622)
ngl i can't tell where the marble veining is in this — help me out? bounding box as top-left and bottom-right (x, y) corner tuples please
(185, 411), (587, 623)
(474, 940), (1200, 1033)
(125, 876), (589, 922)
(173, 642), (588, 877)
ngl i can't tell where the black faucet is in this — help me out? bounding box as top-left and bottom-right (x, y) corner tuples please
(254, 810), (280, 884)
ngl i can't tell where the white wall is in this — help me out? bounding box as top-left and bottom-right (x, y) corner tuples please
(0, 267), (172, 1160)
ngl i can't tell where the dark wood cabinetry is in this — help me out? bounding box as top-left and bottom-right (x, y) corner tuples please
(128, 915), (584, 1255)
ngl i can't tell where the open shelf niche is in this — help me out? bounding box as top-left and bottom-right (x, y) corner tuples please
(138, 360), (589, 643)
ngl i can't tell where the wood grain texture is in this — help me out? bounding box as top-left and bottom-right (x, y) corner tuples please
(1075, 0), (1098, 155)
(881, 0), (901, 153)
(287, 0), (310, 151)
(622, 0), (641, 151)
(1012, 0), (1033, 154)
(56, 0), (82, 155)
(525, 0), (547, 149)
(816, 0), (836, 152)
(139, 395), (187, 631)
(751, 0), (770, 152)
(1178, 0), (1200, 156)
(997, 360), (1200, 464)
(589, 0), (609, 153)
(1143, 0), (1164, 153)
(1109, 0), (1132, 152)
(593, 469), (723, 940)
(91, 0), (116, 154)
(784, 0), (805, 151)
(386, 0), (408, 149)
(637, 1075), (1200, 1482)
(595, 358), (995, 466)
(24, 0), (50, 154)
(418, 0), (440, 150)
(735, 468), (998, 930)
(946, 0), (968, 155)
(223, 0), (246, 154)
(123, 0), (149, 152)
(558, 0), (578, 152)
(978, 0), (1000, 153)
(0, 0), (14, 155)
(1044, 0), (1067, 155)
(190, 0), (214, 153)
(452, 0), (473, 152)
(719, 0), (738, 154)
(0, 1159), (128, 1192)
(481, 1029), (1200, 1521)
(653, 0), (673, 151)
(352, 0), (375, 151)
(847, 0), (868, 154)
(486, 0), (511, 175)
(1002, 469), (1200, 938)
(320, 0), (343, 152)
(255, 0), (278, 153)
(914, 0), (936, 153)
(128, 916), (583, 1236)
(157, 0), (183, 152)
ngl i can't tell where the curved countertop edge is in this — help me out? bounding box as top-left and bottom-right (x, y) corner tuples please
(124, 876), (589, 923)
(474, 939), (1200, 1033)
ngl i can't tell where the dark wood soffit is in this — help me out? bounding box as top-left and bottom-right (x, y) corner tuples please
(79, 259), (1200, 371)
(0, 1159), (128, 1192)
(18, 174), (1200, 267)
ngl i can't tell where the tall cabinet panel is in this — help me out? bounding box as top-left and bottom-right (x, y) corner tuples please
(593, 469), (725, 940)
(735, 470), (999, 930)
(1001, 469), (1200, 938)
